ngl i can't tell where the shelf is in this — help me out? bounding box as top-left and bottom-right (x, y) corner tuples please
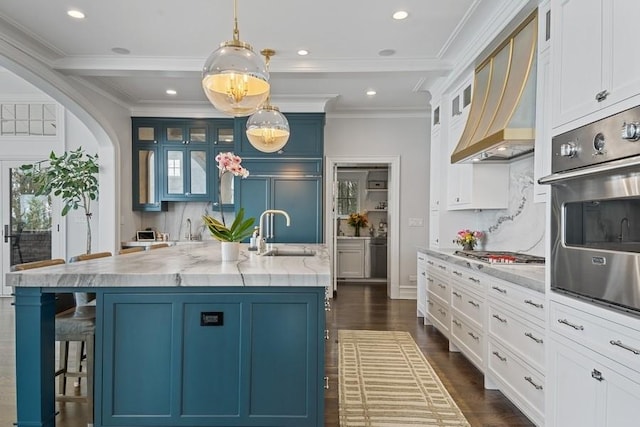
(366, 188), (387, 192)
(368, 209), (388, 212)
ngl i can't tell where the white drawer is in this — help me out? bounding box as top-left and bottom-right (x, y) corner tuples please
(488, 304), (545, 373)
(427, 292), (449, 337)
(426, 258), (450, 277)
(427, 272), (450, 305)
(488, 279), (545, 321)
(550, 301), (640, 369)
(488, 340), (545, 423)
(450, 265), (489, 294)
(451, 283), (484, 330)
(451, 313), (484, 369)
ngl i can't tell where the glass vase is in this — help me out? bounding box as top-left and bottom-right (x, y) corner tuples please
(354, 227), (360, 237)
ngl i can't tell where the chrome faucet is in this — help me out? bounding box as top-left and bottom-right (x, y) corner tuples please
(186, 218), (192, 241)
(257, 210), (291, 254)
(618, 217), (630, 242)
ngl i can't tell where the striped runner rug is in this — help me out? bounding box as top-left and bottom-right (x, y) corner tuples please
(339, 330), (470, 427)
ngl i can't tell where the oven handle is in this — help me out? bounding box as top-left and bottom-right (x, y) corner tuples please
(538, 154), (640, 185)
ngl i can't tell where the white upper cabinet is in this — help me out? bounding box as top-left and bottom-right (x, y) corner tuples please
(430, 127), (441, 211)
(552, 0), (640, 130)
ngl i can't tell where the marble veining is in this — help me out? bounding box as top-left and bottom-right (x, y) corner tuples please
(7, 242), (330, 289)
(418, 247), (545, 294)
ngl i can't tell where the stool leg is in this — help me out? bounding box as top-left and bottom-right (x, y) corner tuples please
(75, 341), (85, 389)
(58, 340), (69, 395)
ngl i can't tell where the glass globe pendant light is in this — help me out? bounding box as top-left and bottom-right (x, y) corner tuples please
(202, 0), (270, 117)
(246, 49), (290, 153)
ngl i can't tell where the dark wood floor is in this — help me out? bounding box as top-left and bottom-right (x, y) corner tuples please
(325, 283), (534, 427)
(0, 284), (533, 427)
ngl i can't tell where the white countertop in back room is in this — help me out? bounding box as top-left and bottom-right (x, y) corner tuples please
(417, 247), (545, 294)
(337, 236), (372, 240)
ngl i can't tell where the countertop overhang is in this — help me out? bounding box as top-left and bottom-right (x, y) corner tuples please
(7, 242), (330, 288)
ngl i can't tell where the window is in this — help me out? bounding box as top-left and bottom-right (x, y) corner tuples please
(1, 103), (57, 136)
(168, 158), (181, 177)
(337, 179), (359, 216)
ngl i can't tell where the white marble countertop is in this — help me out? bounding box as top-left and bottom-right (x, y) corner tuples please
(7, 242), (330, 288)
(417, 247), (545, 294)
(336, 236), (372, 240)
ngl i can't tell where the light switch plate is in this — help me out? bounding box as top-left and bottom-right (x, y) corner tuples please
(408, 218), (424, 227)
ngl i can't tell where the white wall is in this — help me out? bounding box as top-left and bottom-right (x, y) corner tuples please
(325, 114), (430, 298)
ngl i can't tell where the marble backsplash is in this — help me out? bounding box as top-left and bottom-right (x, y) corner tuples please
(132, 203), (231, 243)
(473, 156), (545, 255)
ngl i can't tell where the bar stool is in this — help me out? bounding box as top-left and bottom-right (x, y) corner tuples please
(149, 242), (170, 249)
(11, 259), (95, 425)
(119, 246), (145, 254)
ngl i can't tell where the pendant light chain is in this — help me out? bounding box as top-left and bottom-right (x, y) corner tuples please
(232, 0), (239, 42)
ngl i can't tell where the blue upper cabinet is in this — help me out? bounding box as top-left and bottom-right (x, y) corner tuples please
(236, 113), (325, 157)
(211, 120), (236, 209)
(132, 119), (167, 211)
(162, 119), (209, 145)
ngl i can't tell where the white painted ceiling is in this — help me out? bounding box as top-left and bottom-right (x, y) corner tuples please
(0, 0), (509, 114)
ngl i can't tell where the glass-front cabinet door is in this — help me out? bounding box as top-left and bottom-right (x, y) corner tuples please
(163, 121), (208, 145)
(212, 120), (235, 208)
(133, 145), (167, 211)
(162, 146), (210, 201)
(133, 120), (160, 145)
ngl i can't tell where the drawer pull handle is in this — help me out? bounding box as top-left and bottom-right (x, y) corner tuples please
(558, 318), (584, 331)
(609, 340), (640, 355)
(524, 299), (543, 309)
(595, 89), (609, 102)
(427, 260), (434, 265)
(452, 291), (462, 298)
(468, 300), (480, 308)
(492, 314), (507, 323)
(591, 369), (604, 382)
(438, 283), (446, 289)
(438, 265), (447, 270)
(492, 286), (507, 294)
(525, 332), (543, 344)
(492, 351), (507, 362)
(453, 319), (462, 327)
(427, 277), (434, 282)
(325, 329), (330, 340)
(453, 270), (462, 276)
(421, 272), (426, 277)
(468, 277), (480, 283)
(524, 376), (543, 390)
(438, 308), (446, 316)
(324, 376), (330, 389)
(427, 300), (434, 306)
(468, 331), (479, 341)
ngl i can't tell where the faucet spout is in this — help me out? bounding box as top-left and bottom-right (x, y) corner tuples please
(186, 218), (192, 241)
(257, 210), (291, 254)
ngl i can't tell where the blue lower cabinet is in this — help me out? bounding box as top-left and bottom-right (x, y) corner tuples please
(97, 288), (325, 426)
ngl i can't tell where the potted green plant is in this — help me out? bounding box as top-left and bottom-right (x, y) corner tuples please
(203, 207), (255, 261)
(20, 147), (99, 254)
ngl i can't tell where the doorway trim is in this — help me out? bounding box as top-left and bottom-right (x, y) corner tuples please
(325, 156), (400, 299)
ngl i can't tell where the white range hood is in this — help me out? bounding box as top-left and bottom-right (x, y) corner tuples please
(451, 11), (538, 164)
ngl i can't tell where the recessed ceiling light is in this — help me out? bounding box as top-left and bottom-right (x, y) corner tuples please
(166, 89), (177, 95)
(111, 47), (130, 55)
(67, 9), (85, 19)
(366, 90), (377, 96)
(297, 49), (309, 56)
(378, 49), (396, 57)
(392, 10), (409, 20)
(497, 147), (507, 151)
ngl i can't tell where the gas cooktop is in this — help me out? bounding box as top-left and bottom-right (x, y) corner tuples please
(454, 250), (545, 265)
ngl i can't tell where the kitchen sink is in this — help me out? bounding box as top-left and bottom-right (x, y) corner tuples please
(262, 249), (316, 257)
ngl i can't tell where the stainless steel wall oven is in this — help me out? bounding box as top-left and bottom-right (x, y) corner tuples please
(540, 105), (640, 315)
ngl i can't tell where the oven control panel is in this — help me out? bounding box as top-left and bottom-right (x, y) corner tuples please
(552, 104), (640, 173)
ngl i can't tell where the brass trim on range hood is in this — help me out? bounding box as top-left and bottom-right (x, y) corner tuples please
(451, 11), (538, 164)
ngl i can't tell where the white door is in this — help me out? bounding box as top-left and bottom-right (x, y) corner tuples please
(0, 160), (62, 296)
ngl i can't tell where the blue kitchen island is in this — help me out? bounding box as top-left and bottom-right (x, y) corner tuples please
(7, 242), (330, 427)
